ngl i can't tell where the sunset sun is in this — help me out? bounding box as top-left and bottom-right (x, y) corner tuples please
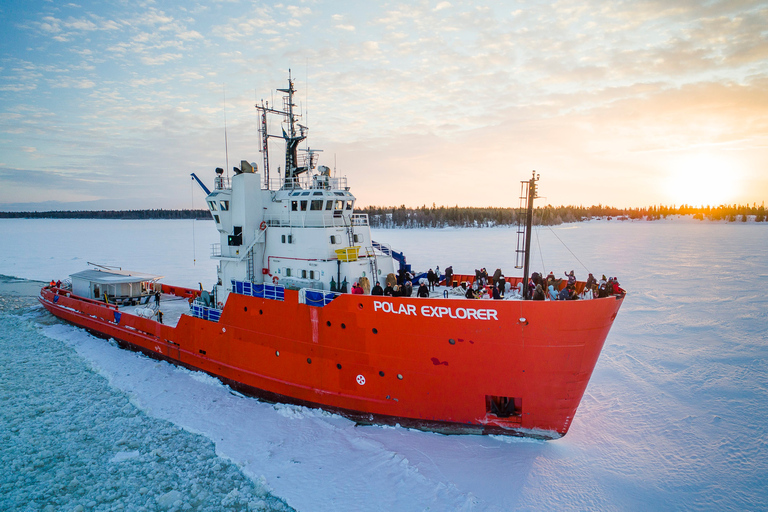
(665, 154), (739, 207)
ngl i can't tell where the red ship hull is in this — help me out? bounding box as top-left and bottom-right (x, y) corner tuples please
(39, 283), (624, 439)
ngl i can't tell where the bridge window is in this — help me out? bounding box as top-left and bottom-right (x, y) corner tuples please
(346, 201), (353, 210)
(310, 270), (316, 280)
(291, 200), (298, 211)
(302, 270), (307, 279)
(330, 235), (337, 244)
(311, 200), (323, 210)
(300, 200), (308, 211)
(325, 201), (333, 210)
(208, 201), (217, 211)
(313, 191), (323, 196)
(220, 201), (229, 211)
(213, 215), (220, 223)
(354, 234), (362, 243)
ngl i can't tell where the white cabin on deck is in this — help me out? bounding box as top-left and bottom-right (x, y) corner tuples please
(204, 167), (396, 306)
(70, 269), (162, 305)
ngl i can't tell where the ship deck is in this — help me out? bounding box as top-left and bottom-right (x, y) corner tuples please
(117, 293), (192, 328)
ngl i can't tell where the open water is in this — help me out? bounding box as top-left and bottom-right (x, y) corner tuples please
(0, 217), (767, 511)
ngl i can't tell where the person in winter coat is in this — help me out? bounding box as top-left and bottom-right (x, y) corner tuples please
(427, 269), (437, 290)
(532, 284), (546, 300)
(383, 283), (395, 296)
(548, 284), (558, 300)
(404, 280), (413, 297)
(351, 282), (363, 294)
(417, 279), (430, 298)
(445, 266), (453, 288)
(371, 282), (384, 295)
(585, 273), (596, 290)
(565, 270), (576, 287)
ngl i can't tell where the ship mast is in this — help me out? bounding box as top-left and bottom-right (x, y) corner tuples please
(255, 70), (308, 190)
(515, 171), (540, 299)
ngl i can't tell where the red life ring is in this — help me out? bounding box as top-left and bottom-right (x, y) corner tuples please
(259, 221), (267, 231)
(272, 275), (279, 284)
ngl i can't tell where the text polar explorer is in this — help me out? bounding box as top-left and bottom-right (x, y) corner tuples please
(373, 300), (499, 320)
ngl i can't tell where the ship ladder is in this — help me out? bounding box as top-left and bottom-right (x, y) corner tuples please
(514, 179), (530, 270)
(246, 248), (255, 282)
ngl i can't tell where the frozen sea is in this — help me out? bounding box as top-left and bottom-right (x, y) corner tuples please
(1, 217), (767, 511)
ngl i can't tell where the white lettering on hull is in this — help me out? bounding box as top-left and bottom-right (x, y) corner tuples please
(372, 300), (498, 321)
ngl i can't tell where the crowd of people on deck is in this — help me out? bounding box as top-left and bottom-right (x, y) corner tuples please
(347, 265), (622, 301)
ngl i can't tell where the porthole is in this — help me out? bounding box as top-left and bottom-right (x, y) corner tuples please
(337, 363), (342, 369)
(379, 371), (385, 377)
(341, 323), (346, 329)
(259, 309), (263, 315)
(449, 338), (455, 345)
(275, 350), (280, 357)
(397, 374), (403, 380)
(326, 321), (331, 327)
(244, 307), (248, 312)
(307, 358), (312, 364)
(372, 328), (378, 334)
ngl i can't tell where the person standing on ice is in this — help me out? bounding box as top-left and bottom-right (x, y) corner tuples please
(427, 269), (436, 291)
(417, 279), (430, 298)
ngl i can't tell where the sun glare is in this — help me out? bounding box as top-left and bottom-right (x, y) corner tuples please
(665, 154), (739, 207)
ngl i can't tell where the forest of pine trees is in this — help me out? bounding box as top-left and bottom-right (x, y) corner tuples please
(357, 203), (766, 227)
(0, 203), (764, 225)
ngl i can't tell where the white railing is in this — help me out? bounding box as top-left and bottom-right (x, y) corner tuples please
(371, 240), (392, 256)
(265, 174), (348, 191)
(264, 212), (368, 229)
(214, 176), (231, 190)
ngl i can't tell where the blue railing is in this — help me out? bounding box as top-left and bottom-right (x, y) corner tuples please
(231, 280), (285, 301)
(300, 288), (339, 307)
(190, 303), (221, 322)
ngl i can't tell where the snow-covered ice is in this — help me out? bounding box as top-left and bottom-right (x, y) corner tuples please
(1, 218), (767, 511)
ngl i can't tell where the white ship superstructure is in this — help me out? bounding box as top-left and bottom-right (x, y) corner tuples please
(193, 73), (396, 306)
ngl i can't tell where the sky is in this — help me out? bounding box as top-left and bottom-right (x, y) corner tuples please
(1, 0), (767, 211)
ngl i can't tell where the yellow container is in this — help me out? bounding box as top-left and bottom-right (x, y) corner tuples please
(335, 246), (360, 262)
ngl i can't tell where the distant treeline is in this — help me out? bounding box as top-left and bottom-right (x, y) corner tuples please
(0, 209), (212, 220)
(358, 203), (767, 227)
(0, 203), (765, 224)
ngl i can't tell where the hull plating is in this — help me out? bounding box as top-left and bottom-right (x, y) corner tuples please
(39, 286), (624, 438)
